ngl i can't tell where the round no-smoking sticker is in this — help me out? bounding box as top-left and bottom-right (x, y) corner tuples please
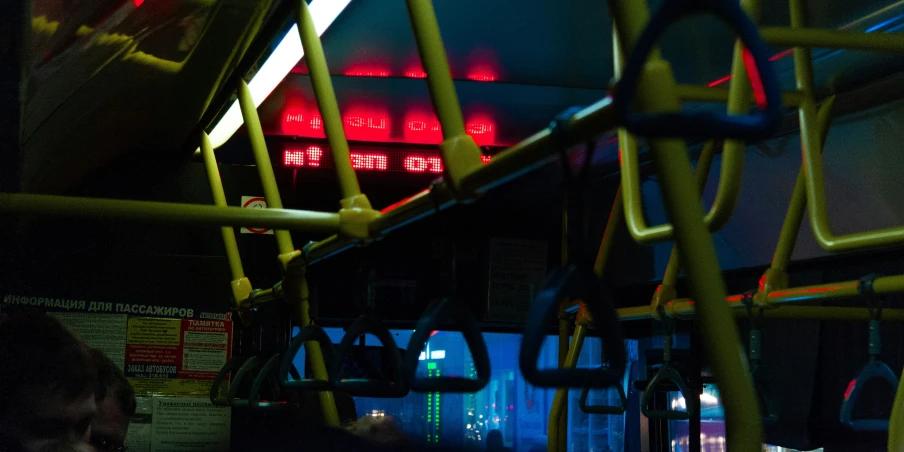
(241, 196), (273, 235)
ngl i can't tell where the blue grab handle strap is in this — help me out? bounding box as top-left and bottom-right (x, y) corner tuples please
(613, 0), (781, 140)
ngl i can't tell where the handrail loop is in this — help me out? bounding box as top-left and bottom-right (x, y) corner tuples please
(840, 293), (899, 431)
(744, 293), (778, 424)
(613, 0), (781, 141)
(520, 124), (626, 389)
(641, 314), (695, 420)
(330, 315), (409, 398)
(404, 297), (491, 393)
(278, 325), (336, 391)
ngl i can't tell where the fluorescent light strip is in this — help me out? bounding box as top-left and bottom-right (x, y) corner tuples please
(206, 0), (352, 149)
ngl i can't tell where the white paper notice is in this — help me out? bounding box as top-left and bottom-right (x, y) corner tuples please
(53, 312), (128, 369)
(151, 398), (230, 452)
(124, 397), (153, 452)
(487, 238), (548, 322)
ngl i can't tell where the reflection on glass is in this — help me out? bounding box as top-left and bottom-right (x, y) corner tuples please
(290, 327), (636, 451)
(667, 385), (823, 452)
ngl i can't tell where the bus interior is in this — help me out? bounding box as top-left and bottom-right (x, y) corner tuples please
(4, 0), (904, 451)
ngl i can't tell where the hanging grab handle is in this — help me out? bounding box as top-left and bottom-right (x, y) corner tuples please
(840, 319), (900, 431)
(579, 376), (628, 415)
(248, 354), (287, 409)
(331, 316), (409, 398)
(404, 297), (491, 393)
(641, 364), (696, 420)
(279, 325), (336, 390)
(520, 266), (626, 388)
(209, 355), (261, 407)
(211, 356), (248, 406)
(840, 361), (899, 430)
(612, 0), (781, 140)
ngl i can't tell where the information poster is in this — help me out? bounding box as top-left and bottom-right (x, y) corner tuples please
(487, 238), (548, 322)
(52, 312), (129, 369)
(126, 318), (232, 397)
(124, 397), (230, 452)
(124, 397), (154, 452)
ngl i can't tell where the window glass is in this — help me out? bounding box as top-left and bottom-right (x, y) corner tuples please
(291, 327), (637, 451)
(667, 385), (823, 452)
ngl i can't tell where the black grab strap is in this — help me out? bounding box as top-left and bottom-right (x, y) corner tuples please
(404, 297), (491, 393)
(330, 315), (409, 398)
(520, 266), (626, 388)
(279, 324), (335, 391)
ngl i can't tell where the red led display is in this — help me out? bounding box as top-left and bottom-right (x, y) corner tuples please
(402, 154), (444, 174)
(283, 144), (492, 175)
(404, 69), (428, 79)
(345, 67), (390, 77)
(283, 109), (497, 145)
(467, 72), (496, 82)
(342, 106), (391, 142)
(350, 152), (388, 171)
(284, 145), (324, 167)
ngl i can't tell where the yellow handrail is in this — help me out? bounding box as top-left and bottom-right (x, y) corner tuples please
(237, 79), (296, 256)
(404, 0), (464, 137)
(659, 141), (717, 291)
(555, 318), (570, 452)
(238, 71), (340, 424)
(789, 0), (904, 252)
(753, 95), (835, 303)
(296, 0), (362, 201)
(404, 0), (483, 196)
(302, 97), (620, 267)
(201, 131), (254, 307)
(200, 132), (245, 282)
(611, 273), (904, 321)
(760, 26), (904, 51)
(613, 9), (752, 245)
(0, 193), (340, 231)
(891, 367), (904, 452)
(548, 324), (587, 452)
(609, 1), (763, 450)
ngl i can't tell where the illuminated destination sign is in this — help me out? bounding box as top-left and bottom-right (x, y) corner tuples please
(281, 108), (497, 146)
(283, 144), (492, 174)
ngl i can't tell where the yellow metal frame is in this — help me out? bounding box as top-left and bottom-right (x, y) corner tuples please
(787, 2), (904, 252)
(608, 0), (763, 449)
(613, 0), (757, 246)
(11, 0), (904, 445)
(548, 323), (587, 452)
(236, 59), (341, 424)
(405, 0), (484, 199)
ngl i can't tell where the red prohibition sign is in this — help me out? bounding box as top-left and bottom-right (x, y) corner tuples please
(242, 197), (270, 234)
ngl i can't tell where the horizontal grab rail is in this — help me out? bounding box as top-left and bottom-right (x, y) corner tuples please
(0, 193), (340, 233)
(612, 273), (904, 321)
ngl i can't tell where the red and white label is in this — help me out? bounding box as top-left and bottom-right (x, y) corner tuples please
(240, 196), (274, 235)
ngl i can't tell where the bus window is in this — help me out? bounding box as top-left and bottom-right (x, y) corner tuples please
(667, 386), (823, 452)
(290, 327), (638, 451)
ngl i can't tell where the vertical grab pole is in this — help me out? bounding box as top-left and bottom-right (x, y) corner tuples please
(891, 366), (904, 452)
(237, 79), (340, 425)
(553, 319), (571, 452)
(237, 79), (295, 256)
(404, 0), (483, 195)
(296, 0), (363, 202)
(404, 0), (465, 137)
(552, 201), (569, 452)
(549, 324), (587, 452)
(707, 0), (761, 230)
(593, 186), (624, 277)
(659, 141), (717, 291)
(759, 96), (834, 300)
(200, 132), (247, 285)
(608, 1), (763, 450)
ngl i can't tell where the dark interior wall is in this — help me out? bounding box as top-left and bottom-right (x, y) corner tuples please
(0, 138), (656, 324)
